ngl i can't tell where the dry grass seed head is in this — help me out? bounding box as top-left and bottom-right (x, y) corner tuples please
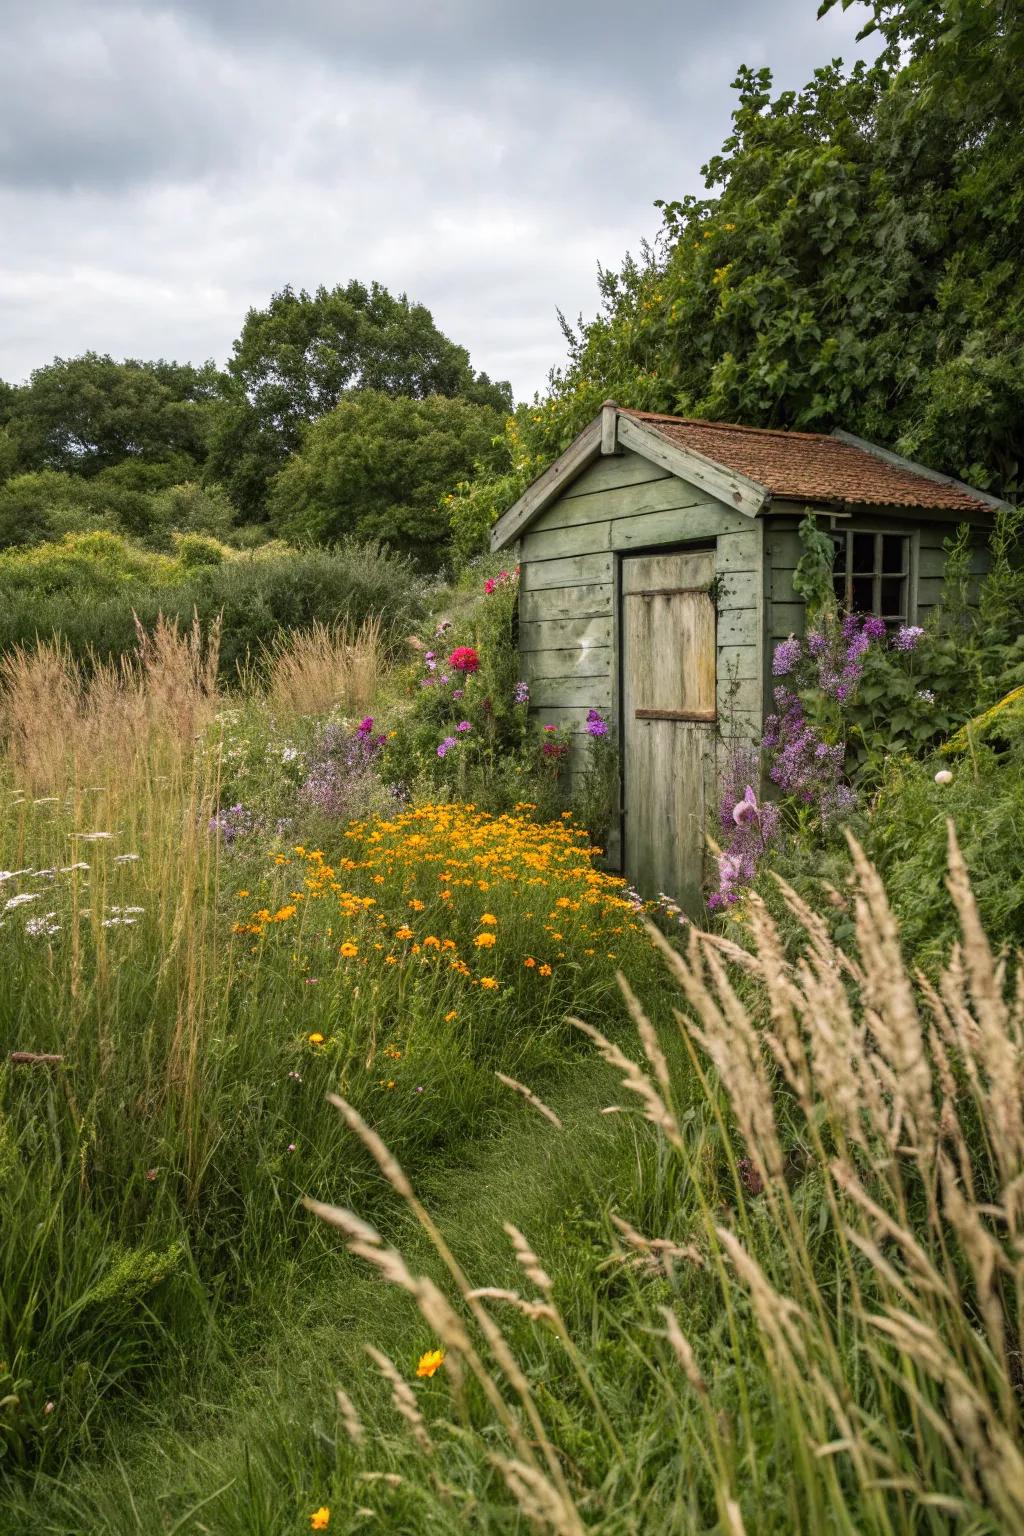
(365, 1344), (433, 1455)
(494, 1072), (563, 1129)
(568, 1016), (683, 1151)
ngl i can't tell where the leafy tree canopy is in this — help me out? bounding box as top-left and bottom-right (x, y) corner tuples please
(208, 281), (513, 518)
(2, 353), (221, 479)
(268, 389), (505, 568)
(450, 0), (1023, 555)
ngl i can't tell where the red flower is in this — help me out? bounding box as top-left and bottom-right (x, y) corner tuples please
(449, 647), (480, 674)
(483, 578), (496, 594)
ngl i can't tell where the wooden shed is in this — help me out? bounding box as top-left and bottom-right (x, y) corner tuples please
(490, 402), (1003, 908)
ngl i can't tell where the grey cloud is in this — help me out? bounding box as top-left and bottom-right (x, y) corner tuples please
(0, 0), (879, 399)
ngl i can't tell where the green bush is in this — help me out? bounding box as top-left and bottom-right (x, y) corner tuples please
(0, 536), (425, 681)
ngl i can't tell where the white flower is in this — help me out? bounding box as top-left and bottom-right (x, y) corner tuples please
(108, 905), (145, 915)
(102, 916), (137, 928)
(4, 892), (39, 911)
(61, 863), (90, 873)
(281, 746), (299, 763)
(934, 769), (953, 785)
(74, 831), (116, 842)
(113, 854), (140, 864)
(26, 913), (60, 937)
(1, 869), (34, 883)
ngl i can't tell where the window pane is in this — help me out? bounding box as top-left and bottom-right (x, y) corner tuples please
(831, 534), (847, 575)
(851, 576), (874, 612)
(880, 577), (906, 618)
(852, 533), (876, 573)
(882, 536), (907, 574)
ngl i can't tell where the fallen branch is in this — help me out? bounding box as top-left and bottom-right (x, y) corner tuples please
(9, 1051), (64, 1066)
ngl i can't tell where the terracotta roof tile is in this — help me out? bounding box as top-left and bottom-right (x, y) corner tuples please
(621, 410), (992, 513)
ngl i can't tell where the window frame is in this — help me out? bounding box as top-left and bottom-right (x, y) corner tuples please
(830, 526), (919, 625)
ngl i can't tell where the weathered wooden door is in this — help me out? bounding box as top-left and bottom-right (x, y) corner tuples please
(621, 549), (716, 910)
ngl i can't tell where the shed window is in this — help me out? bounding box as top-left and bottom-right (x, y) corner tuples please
(831, 532), (909, 625)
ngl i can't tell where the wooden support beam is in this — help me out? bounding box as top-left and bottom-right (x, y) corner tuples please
(600, 399), (620, 456)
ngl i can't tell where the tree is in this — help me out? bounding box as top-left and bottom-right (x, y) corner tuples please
(3, 353), (221, 478)
(207, 281), (512, 518)
(268, 390), (505, 567)
(446, 0), (1022, 557)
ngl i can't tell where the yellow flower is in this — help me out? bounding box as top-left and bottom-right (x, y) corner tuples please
(385, 955), (398, 965)
(309, 1508), (331, 1530)
(338, 941), (358, 958)
(524, 956), (536, 968)
(479, 976), (499, 990)
(308, 1032), (325, 1045)
(417, 1348), (445, 1378)
(479, 913), (497, 926)
(409, 898), (425, 911)
(444, 1009), (458, 1022)
(395, 924), (414, 941)
(236, 889), (249, 898)
(474, 931), (496, 948)
(538, 963), (553, 977)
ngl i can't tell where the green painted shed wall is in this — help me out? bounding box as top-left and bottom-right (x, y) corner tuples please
(512, 444), (995, 871)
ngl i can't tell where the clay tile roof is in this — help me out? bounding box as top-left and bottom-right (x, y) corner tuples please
(621, 409), (992, 512)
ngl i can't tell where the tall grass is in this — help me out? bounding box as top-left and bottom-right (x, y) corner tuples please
(264, 615), (384, 719)
(0, 624), (650, 1492)
(302, 827), (1024, 1534)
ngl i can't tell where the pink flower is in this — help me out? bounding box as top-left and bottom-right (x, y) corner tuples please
(484, 577), (496, 594)
(145, 1168), (158, 1181)
(456, 721), (472, 733)
(732, 786), (760, 827)
(287, 1142), (297, 1153)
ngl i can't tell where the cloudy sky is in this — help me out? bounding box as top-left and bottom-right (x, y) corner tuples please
(1, 0), (878, 402)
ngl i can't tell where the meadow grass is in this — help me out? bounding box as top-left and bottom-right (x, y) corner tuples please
(3, 621), (1022, 1535)
(0, 625), (661, 1518)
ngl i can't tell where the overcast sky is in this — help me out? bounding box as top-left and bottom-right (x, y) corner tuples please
(0, 0), (878, 402)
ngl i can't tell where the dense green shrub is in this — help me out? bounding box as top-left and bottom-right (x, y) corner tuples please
(0, 536), (425, 681)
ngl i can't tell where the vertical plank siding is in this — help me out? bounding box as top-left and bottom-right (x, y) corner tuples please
(513, 443), (994, 887)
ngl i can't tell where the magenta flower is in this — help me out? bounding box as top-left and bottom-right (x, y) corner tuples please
(585, 708), (609, 738)
(456, 721), (472, 733)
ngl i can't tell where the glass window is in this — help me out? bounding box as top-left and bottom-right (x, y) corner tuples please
(830, 531), (909, 625)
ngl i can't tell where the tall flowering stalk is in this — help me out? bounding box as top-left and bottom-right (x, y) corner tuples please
(710, 614), (922, 908)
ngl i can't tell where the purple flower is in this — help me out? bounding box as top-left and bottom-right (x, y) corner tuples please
(893, 624), (924, 652)
(513, 681), (530, 705)
(356, 717), (374, 737)
(772, 636), (802, 676)
(437, 735), (458, 758)
(452, 688), (464, 700)
(424, 653), (436, 672)
(585, 708), (609, 738)
(208, 803), (259, 845)
(863, 616), (888, 641)
(456, 720), (472, 733)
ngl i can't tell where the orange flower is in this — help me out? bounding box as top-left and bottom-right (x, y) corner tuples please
(338, 941), (358, 958)
(395, 925), (414, 940)
(409, 898), (425, 911)
(539, 963), (553, 977)
(474, 932), (496, 948)
(524, 957), (536, 968)
(309, 1507), (331, 1530)
(479, 913), (497, 926)
(479, 976), (499, 990)
(444, 1010), (458, 1022)
(417, 1348), (445, 1378)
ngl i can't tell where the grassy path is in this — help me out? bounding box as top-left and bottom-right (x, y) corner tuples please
(9, 1044), (663, 1536)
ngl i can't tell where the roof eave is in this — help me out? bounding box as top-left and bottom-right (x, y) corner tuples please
(831, 428), (1009, 513)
